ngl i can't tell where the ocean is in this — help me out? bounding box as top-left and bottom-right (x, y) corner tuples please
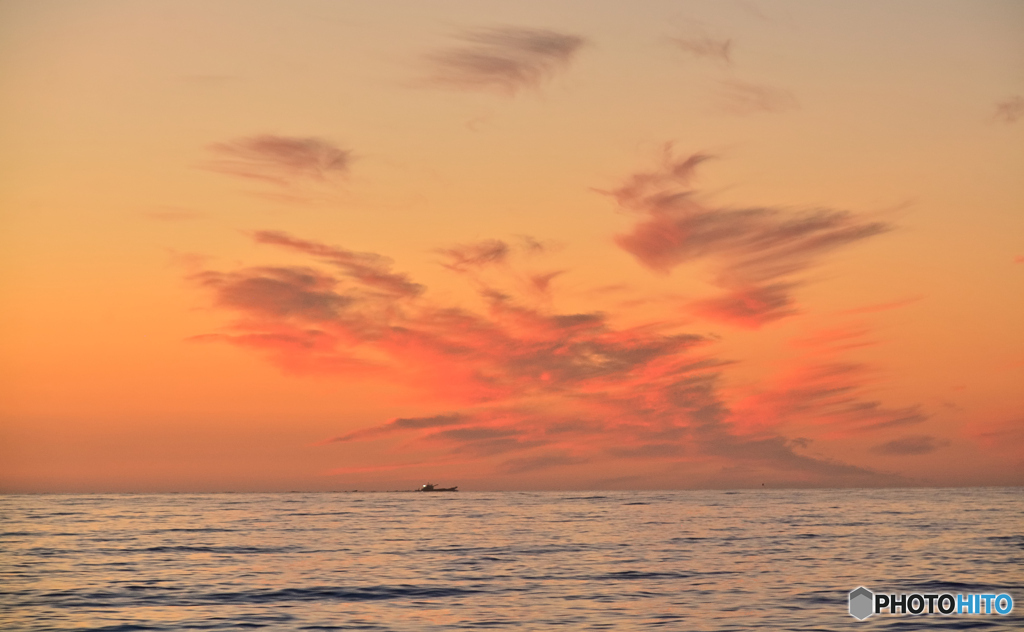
(1, 488), (1021, 630)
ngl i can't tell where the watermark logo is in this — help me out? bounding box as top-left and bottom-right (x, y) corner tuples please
(849, 587), (873, 620)
(849, 587), (1014, 619)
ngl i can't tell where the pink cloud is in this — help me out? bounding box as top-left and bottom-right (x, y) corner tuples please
(190, 231), (912, 485)
(605, 147), (891, 327)
(728, 354), (928, 440)
(690, 284), (797, 329)
(969, 417), (1024, 450)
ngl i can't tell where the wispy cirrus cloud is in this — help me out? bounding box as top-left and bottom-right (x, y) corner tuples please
(605, 146), (891, 327)
(727, 325), (928, 442)
(252, 230), (424, 298)
(993, 95), (1024, 124)
(736, 361), (928, 434)
(438, 239), (510, 272)
(437, 238), (566, 299)
(421, 26), (586, 96)
(839, 296), (923, 316)
(790, 325), (875, 352)
(690, 283), (797, 328)
(715, 79), (798, 115)
(193, 267), (351, 321)
(190, 231), (907, 486)
(204, 135), (352, 190)
(970, 417), (1024, 450)
(871, 435), (950, 456)
(672, 34), (733, 64)
(325, 414), (470, 444)
(501, 451), (591, 474)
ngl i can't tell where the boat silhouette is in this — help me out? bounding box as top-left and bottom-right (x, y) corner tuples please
(418, 482), (458, 492)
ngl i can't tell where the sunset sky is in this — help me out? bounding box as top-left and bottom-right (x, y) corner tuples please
(2, 0), (1022, 492)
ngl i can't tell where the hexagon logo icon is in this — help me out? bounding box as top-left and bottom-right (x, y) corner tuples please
(849, 587), (874, 620)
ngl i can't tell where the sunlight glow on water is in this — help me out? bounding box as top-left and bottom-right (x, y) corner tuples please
(1, 488), (1021, 630)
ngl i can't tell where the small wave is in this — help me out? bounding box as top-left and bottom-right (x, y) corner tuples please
(202, 584), (483, 605)
(602, 570), (691, 580)
(135, 545), (295, 554)
(79, 625), (159, 632)
(19, 584), (485, 609)
(425, 543), (588, 557)
(150, 527), (237, 534)
(987, 535), (1024, 549)
(597, 570), (735, 581)
(871, 620), (999, 631)
(894, 579), (1024, 594)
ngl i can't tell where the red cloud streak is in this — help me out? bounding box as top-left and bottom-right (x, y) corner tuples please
(190, 231), (918, 486)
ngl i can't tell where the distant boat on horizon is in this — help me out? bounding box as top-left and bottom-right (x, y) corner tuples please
(418, 482), (458, 492)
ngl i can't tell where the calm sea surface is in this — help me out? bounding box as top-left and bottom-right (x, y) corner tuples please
(1, 488), (1021, 631)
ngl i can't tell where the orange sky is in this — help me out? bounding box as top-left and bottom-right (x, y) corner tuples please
(2, 0), (1022, 492)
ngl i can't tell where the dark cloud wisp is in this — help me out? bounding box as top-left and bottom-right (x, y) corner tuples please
(606, 148), (892, 327)
(673, 35), (732, 64)
(253, 231), (424, 298)
(422, 26), (586, 95)
(993, 95), (1024, 124)
(438, 239), (510, 272)
(328, 414), (471, 443)
(716, 80), (798, 115)
(193, 267), (351, 321)
(206, 135), (352, 186)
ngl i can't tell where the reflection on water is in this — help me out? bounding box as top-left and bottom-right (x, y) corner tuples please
(1, 488), (1021, 630)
